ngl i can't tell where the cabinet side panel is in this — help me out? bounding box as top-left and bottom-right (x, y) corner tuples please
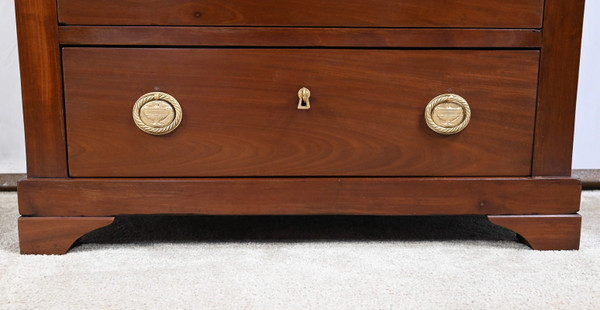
(532, 0), (585, 176)
(14, 0), (67, 177)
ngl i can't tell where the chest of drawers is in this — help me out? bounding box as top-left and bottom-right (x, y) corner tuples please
(15, 0), (585, 254)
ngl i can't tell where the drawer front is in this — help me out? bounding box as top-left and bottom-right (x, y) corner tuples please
(58, 0), (544, 28)
(63, 48), (539, 177)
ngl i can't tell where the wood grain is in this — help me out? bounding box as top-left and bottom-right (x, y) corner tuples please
(18, 178), (581, 217)
(14, 0), (67, 177)
(62, 48), (539, 177)
(19, 217), (115, 254)
(58, 27), (543, 48)
(15, 0), (585, 253)
(57, 0), (544, 28)
(532, 0), (586, 176)
(488, 214), (581, 250)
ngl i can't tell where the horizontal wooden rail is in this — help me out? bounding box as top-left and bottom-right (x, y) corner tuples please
(59, 27), (542, 48)
(18, 177), (580, 216)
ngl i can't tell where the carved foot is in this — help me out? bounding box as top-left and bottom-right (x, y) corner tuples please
(488, 214), (581, 250)
(18, 217), (115, 254)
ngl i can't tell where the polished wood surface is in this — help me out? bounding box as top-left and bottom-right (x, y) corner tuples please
(488, 215), (581, 250)
(532, 0), (586, 176)
(18, 217), (115, 254)
(57, 0), (544, 28)
(58, 27), (543, 48)
(18, 178), (581, 217)
(16, 0), (585, 252)
(14, 0), (67, 177)
(63, 49), (539, 177)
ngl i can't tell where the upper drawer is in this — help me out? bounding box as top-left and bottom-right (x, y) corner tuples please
(63, 48), (539, 177)
(57, 0), (544, 28)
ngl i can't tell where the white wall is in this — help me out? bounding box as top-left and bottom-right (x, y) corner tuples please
(0, 0), (25, 173)
(573, 0), (600, 169)
(0, 2), (598, 173)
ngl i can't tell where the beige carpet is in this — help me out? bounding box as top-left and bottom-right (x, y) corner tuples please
(0, 191), (599, 309)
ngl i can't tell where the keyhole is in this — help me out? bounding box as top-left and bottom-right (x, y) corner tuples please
(297, 87), (311, 110)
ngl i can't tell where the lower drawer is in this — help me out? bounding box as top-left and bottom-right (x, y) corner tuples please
(62, 48), (539, 177)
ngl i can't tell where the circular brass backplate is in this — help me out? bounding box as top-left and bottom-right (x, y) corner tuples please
(133, 92), (182, 135)
(424, 94), (471, 135)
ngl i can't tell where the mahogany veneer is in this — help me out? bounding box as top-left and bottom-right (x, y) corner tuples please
(63, 48), (539, 177)
(58, 27), (543, 48)
(488, 215), (582, 251)
(16, 0), (585, 254)
(57, 0), (544, 28)
(18, 217), (114, 255)
(18, 178), (581, 217)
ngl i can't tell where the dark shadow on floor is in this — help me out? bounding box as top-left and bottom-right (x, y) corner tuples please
(80, 215), (518, 245)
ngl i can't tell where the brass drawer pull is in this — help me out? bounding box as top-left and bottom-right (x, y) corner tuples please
(133, 92), (183, 135)
(424, 93), (471, 135)
(297, 87), (311, 110)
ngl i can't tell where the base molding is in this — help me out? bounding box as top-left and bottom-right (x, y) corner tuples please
(15, 176), (583, 253)
(0, 174), (25, 191)
(18, 177), (581, 217)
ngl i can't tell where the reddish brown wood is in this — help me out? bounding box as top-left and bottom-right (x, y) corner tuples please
(18, 178), (581, 217)
(14, 0), (67, 177)
(488, 215), (581, 250)
(18, 217), (115, 254)
(15, 0), (585, 252)
(58, 27), (543, 48)
(532, 0), (586, 176)
(62, 48), (539, 177)
(57, 0), (544, 28)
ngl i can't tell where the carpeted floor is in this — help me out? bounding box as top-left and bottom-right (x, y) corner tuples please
(0, 191), (599, 309)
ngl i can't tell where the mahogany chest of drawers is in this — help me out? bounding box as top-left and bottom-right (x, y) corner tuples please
(15, 0), (585, 254)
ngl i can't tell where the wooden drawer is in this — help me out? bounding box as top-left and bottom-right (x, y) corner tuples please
(57, 0), (544, 28)
(63, 48), (539, 177)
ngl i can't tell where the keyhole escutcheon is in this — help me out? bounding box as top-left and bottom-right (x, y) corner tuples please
(297, 87), (311, 110)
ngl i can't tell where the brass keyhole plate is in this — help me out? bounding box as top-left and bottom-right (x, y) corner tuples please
(297, 87), (311, 110)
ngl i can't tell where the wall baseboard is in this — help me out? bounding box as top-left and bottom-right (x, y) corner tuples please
(0, 173), (25, 191)
(572, 169), (600, 190)
(1, 171), (599, 191)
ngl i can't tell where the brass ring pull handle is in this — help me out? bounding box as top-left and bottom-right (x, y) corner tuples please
(133, 92), (183, 135)
(297, 87), (311, 110)
(424, 93), (471, 135)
